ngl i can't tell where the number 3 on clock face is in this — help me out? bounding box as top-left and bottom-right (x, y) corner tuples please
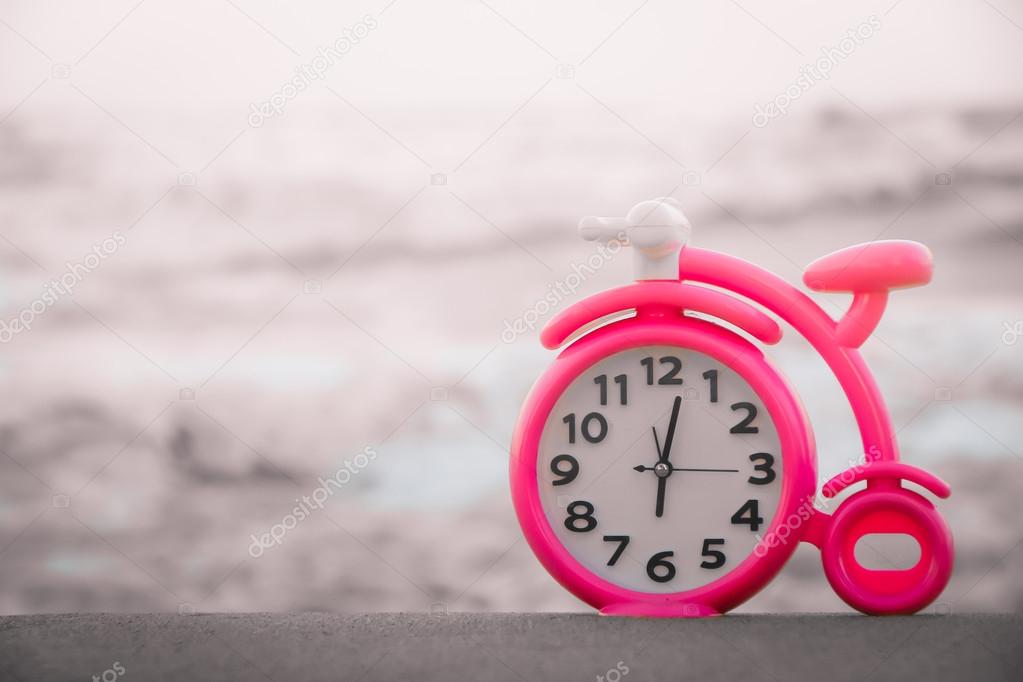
(536, 345), (784, 593)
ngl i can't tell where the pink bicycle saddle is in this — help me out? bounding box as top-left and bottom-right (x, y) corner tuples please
(804, 240), (933, 293)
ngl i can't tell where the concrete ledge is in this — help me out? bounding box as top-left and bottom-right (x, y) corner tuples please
(1, 613), (1019, 681)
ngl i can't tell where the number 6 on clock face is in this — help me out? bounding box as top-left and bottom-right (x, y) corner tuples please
(536, 345), (784, 593)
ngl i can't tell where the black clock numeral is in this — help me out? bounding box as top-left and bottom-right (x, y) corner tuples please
(563, 412), (608, 444)
(729, 402), (759, 433)
(702, 369), (719, 403)
(550, 454), (579, 486)
(565, 501), (597, 532)
(700, 538), (726, 569)
(748, 452), (776, 485)
(658, 357), (683, 385)
(594, 374), (628, 406)
(730, 499), (764, 532)
(646, 551), (677, 583)
(641, 356), (684, 385)
(603, 535), (630, 566)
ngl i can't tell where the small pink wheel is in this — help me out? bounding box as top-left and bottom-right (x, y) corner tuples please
(821, 487), (953, 615)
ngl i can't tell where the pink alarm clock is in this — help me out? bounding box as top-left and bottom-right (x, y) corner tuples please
(510, 198), (953, 617)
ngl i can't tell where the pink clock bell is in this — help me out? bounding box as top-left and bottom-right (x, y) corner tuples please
(509, 198), (953, 617)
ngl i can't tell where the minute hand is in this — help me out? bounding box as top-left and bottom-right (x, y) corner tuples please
(659, 395), (683, 463)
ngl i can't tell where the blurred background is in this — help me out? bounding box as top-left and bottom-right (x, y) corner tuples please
(0, 0), (1021, 615)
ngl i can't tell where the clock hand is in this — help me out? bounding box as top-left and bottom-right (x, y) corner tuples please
(636, 458), (737, 517)
(633, 465), (739, 473)
(650, 397), (682, 519)
(660, 395), (682, 464)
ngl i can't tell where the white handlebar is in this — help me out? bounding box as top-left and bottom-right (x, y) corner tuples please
(578, 216), (629, 243)
(578, 198), (691, 280)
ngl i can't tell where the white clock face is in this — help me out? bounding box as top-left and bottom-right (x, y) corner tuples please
(537, 345), (783, 593)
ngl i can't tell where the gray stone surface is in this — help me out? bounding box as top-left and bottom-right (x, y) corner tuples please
(0, 613), (1020, 681)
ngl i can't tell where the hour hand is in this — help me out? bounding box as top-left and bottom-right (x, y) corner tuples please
(655, 477), (667, 518)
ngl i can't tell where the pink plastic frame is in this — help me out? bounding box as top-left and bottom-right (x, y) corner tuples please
(510, 243), (954, 616)
(512, 307), (817, 617)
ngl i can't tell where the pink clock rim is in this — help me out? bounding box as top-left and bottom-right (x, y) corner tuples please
(510, 315), (818, 614)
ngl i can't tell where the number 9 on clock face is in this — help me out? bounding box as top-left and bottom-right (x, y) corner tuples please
(537, 345), (783, 593)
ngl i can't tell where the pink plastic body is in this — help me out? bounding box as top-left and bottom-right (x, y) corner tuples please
(510, 240), (954, 617)
(541, 282), (782, 349)
(803, 240), (933, 293)
(803, 240), (933, 348)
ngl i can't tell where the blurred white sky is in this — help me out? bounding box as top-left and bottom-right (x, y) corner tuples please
(3, 0), (1022, 171)
(4, 0), (1022, 107)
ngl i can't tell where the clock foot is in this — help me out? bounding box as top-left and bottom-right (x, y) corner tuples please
(599, 602), (720, 618)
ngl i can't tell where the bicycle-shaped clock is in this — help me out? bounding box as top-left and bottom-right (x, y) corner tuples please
(510, 198), (953, 616)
